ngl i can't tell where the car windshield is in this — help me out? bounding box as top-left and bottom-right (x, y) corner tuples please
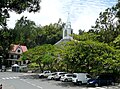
(52, 73), (56, 75)
(59, 73), (66, 75)
(67, 74), (73, 77)
(86, 75), (92, 78)
(73, 74), (77, 78)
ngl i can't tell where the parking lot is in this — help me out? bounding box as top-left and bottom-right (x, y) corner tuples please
(24, 77), (120, 89)
(25, 73), (120, 89)
(0, 72), (120, 89)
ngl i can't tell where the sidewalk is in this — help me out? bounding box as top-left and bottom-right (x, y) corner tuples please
(0, 82), (16, 89)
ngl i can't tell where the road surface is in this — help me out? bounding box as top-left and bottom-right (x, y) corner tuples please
(0, 72), (120, 89)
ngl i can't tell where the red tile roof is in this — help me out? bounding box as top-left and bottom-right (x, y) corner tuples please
(10, 44), (27, 52)
(21, 45), (28, 52)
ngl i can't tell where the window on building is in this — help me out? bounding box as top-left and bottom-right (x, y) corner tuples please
(17, 50), (20, 53)
(14, 55), (17, 59)
(11, 55), (13, 59)
(17, 55), (20, 59)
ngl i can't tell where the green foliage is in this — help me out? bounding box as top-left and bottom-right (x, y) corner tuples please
(0, 0), (41, 27)
(73, 32), (99, 41)
(90, 2), (120, 44)
(0, 0), (41, 66)
(12, 16), (37, 48)
(63, 40), (118, 74)
(21, 44), (56, 72)
(11, 17), (63, 48)
(35, 20), (63, 45)
(21, 30), (120, 74)
(0, 28), (14, 63)
(113, 35), (120, 49)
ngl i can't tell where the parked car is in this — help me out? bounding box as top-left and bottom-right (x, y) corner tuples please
(47, 72), (57, 80)
(38, 71), (51, 78)
(72, 73), (92, 85)
(54, 72), (66, 80)
(60, 73), (73, 82)
(87, 73), (116, 87)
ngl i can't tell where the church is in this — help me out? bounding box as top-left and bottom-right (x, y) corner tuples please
(55, 16), (73, 45)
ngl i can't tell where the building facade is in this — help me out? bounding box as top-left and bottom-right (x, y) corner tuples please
(7, 44), (28, 67)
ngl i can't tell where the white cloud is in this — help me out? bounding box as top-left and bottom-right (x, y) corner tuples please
(7, 0), (117, 34)
(8, 0), (65, 28)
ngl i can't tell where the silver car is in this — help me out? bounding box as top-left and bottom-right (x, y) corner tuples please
(60, 73), (73, 82)
(47, 72), (57, 80)
(54, 72), (66, 80)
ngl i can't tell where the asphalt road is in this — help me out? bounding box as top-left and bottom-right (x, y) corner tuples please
(0, 72), (120, 89)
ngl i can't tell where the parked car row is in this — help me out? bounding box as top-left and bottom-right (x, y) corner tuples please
(38, 71), (117, 87)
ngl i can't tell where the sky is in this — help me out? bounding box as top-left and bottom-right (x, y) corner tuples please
(7, 0), (117, 34)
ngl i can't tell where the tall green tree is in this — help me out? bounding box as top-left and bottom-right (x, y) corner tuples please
(35, 20), (64, 45)
(0, 28), (14, 65)
(21, 44), (56, 72)
(13, 16), (37, 48)
(63, 40), (118, 74)
(90, 0), (120, 44)
(0, 0), (41, 66)
(12, 17), (63, 48)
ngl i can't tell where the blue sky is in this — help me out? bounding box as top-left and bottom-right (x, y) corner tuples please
(8, 0), (117, 34)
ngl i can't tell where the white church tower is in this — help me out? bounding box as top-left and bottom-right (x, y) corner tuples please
(55, 13), (73, 45)
(63, 13), (73, 40)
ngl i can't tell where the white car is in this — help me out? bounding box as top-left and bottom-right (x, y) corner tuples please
(60, 73), (73, 82)
(72, 73), (92, 85)
(47, 72), (57, 80)
(38, 71), (51, 78)
(54, 72), (66, 80)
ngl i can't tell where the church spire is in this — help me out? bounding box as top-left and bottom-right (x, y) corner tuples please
(63, 13), (73, 40)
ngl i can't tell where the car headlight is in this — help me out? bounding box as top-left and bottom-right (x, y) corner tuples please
(89, 81), (94, 83)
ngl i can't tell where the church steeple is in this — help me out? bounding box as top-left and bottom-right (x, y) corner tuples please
(63, 13), (73, 40)
(55, 13), (73, 45)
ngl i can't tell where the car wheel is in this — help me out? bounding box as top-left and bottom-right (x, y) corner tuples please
(111, 82), (115, 86)
(65, 79), (68, 82)
(58, 77), (61, 80)
(51, 77), (54, 80)
(95, 83), (99, 87)
(77, 81), (82, 85)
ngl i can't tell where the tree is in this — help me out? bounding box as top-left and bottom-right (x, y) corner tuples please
(90, 1), (120, 44)
(0, 28), (14, 65)
(12, 17), (63, 47)
(35, 20), (64, 45)
(63, 40), (118, 74)
(0, 0), (41, 27)
(113, 35), (120, 49)
(0, 0), (41, 66)
(21, 44), (56, 72)
(13, 16), (37, 48)
(73, 32), (99, 42)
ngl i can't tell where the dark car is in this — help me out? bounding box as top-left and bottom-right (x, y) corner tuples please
(87, 73), (116, 87)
